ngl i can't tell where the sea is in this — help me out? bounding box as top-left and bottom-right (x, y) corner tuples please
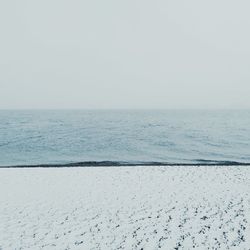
(0, 110), (250, 167)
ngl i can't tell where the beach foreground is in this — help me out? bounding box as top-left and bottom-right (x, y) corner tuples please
(0, 166), (250, 249)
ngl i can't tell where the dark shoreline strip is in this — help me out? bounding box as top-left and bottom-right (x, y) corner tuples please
(1, 161), (250, 168)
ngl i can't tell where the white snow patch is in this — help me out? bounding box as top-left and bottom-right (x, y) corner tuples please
(0, 166), (250, 249)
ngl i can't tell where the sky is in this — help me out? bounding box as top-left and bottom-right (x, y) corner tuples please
(0, 0), (250, 109)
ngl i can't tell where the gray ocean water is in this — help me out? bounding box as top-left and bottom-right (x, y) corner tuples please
(0, 110), (250, 166)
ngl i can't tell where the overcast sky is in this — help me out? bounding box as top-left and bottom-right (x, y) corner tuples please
(0, 0), (250, 109)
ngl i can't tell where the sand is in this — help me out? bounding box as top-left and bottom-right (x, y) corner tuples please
(0, 166), (250, 249)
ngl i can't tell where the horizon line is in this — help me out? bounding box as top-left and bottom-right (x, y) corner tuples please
(1, 108), (250, 111)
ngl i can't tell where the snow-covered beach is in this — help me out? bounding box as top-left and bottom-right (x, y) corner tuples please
(0, 166), (250, 249)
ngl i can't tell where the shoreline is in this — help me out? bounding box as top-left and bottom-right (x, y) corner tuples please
(1, 161), (250, 168)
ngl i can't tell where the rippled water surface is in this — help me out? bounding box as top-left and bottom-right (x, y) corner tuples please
(0, 110), (250, 166)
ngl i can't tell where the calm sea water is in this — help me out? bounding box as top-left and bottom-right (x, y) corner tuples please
(0, 110), (250, 166)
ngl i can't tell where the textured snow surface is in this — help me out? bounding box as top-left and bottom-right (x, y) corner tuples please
(0, 166), (250, 250)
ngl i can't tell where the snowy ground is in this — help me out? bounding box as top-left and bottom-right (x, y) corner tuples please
(0, 166), (250, 250)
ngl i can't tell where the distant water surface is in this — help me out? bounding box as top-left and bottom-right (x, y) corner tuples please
(0, 110), (250, 166)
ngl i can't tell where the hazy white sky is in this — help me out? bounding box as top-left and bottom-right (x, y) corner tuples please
(0, 0), (250, 109)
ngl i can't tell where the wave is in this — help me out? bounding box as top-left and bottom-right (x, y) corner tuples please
(1, 160), (250, 168)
